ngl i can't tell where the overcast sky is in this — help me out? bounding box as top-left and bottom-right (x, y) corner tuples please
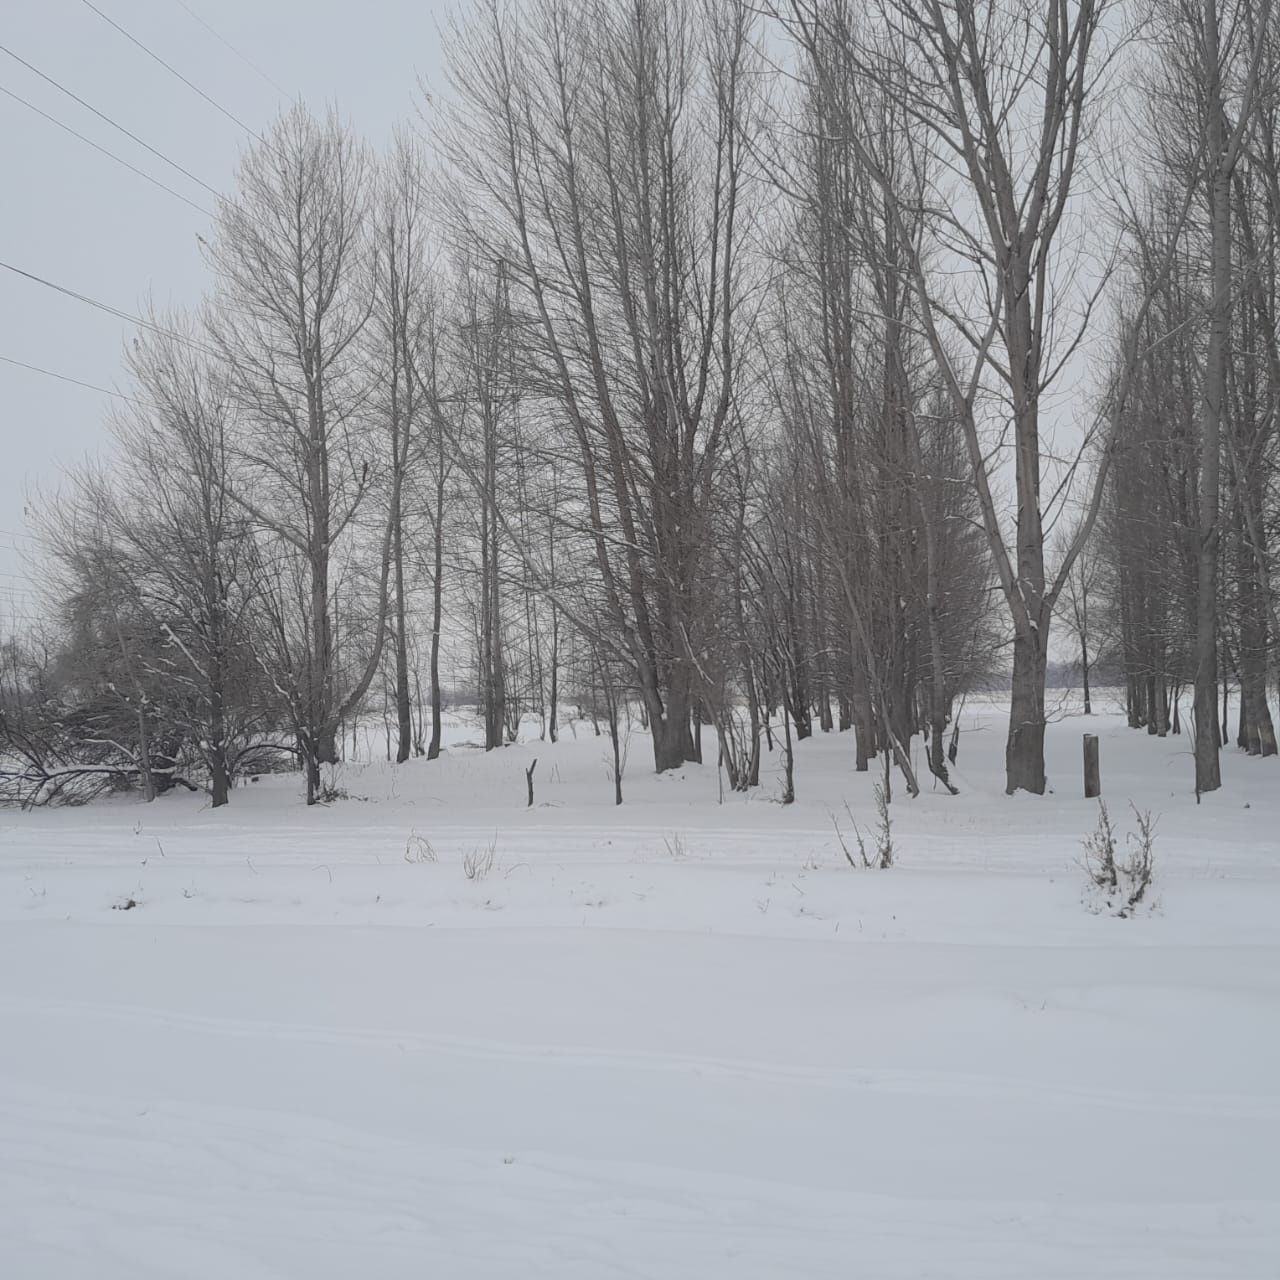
(0, 0), (447, 620)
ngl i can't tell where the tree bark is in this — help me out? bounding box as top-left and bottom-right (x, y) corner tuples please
(1194, 0), (1230, 797)
(393, 511), (411, 764)
(1006, 619), (1048, 796)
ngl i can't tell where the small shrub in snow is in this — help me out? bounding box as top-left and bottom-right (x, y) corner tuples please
(463, 839), (496, 882)
(1081, 800), (1119, 892)
(832, 786), (894, 869)
(1122, 807), (1157, 915)
(662, 831), (688, 860)
(831, 804), (863, 867)
(404, 831), (437, 864)
(870, 785), (894, 869)
(1081, 801), (1156, 918)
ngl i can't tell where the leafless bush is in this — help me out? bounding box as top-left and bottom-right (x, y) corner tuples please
(462, 838), (496, 882)
(1121, 807), (1157, 916)
(1081, 801), (1156, 917)
(832, 803), (869, 868)
(404, 830), (437, 864)
(833, 787), (894, 869)
(1081, 800), (1119, 892)
(662, 831), (688, 860)
(869, 785), (894, 869)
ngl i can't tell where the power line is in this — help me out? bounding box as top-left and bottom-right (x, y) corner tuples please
(0, 41), (220, 198)
(0, 261), (216, 356)
(0, 354), (147, 407)
(0, 354), (177, 421)
(173, 0), (291, 99)
(0, 82), (212, 216)
(78, 0), (267, 145)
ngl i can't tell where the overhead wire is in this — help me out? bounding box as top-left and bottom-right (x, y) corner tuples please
(0, 261), (217, 356)
(0, 354), (149, 408)
(0, 41), (221, 198)
(0, 354), (206, 424)
(173, 0), (291, 99)
(0, 83), (212, 216)
(0, 38), (231, 439)
(3, 6), (296, 375)
(1, 6), (291, 586)
(78, 0), (268, 144)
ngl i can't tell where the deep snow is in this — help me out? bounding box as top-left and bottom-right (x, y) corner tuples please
(1, 696), (1277, 1277)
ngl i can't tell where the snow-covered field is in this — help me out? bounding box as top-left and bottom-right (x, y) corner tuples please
(1, 697), (1277, 1278)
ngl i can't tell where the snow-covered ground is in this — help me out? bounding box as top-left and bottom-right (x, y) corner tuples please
(1, 696), (1277, 1277)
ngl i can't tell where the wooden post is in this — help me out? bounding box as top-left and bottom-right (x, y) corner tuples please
(1083, 734), (1101, 799)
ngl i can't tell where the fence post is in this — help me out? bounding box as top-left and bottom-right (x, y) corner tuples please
(1083, 734), (1101, 799)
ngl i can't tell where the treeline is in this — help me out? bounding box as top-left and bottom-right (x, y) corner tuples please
(1093, 0), (1280, 785)
(1, 0), (1277, 808)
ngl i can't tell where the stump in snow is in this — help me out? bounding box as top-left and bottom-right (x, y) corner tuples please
(1083, 734), (1101, 799)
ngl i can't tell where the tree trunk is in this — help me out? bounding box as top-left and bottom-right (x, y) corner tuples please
(210, 748), (231, 808)
(611, 711), (623, 806)
(303, 735), (321, 807)
(743, 656), (762, 789)
(780, 698), (795, 805)
(838, 690), (852, 732)
(1080, 631), (1092, 716)
(136, 708), (156, 803)
(208, 679), (230, 808)
(1005, 621), (1048, 796)
(1194, 0), (1230, 797)
(640, 651), (696, 773)
(651, 710), (689, 773)
(427, 451), (446, 761)
(393, 507), (411, 764)
(548, 606), (559, 744)
(851, 657), (875, 772)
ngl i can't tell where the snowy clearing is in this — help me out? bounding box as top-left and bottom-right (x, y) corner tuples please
(1, 698), (1277, 1278)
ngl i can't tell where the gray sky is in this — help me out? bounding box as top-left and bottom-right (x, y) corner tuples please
(0, 0), (447, 620)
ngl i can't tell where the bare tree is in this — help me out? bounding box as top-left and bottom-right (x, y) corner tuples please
(208, 106), (395, 802)
(1058, 518), (1102, 715)
(372, 130), (433, 763)
(779, 0), (1126, 794)
(442, 0), (757, 772)
(36, 314), (273, 806)
(1104, 0), (1276, 787)
(1160, 0), (1273, 792)
(760, 4), (994, 796)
